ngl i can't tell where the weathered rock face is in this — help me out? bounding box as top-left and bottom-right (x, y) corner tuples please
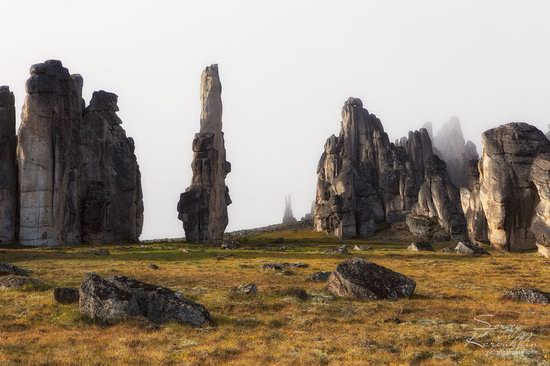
(460, 159), (489, 243)
(0, 86), (17, 243)
(479, 123), (550, 251)
(79, 91), (143, 243)
(545, 125), (550, 141)
(531, 153), (550, 256)
(282, 195), (297, 225)
(17, 60), (83, 246)
(79, 273), (211, 326)
(15, 60), (144, 246)
(326, 258), (416, 300)
(433, 117), (479, 188)
(314, 98), (431, 239)
(410, 156), (467, 240)
(178, 64), (231, 244)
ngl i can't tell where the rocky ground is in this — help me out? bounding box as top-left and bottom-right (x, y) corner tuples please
(0, 226), (548, 365)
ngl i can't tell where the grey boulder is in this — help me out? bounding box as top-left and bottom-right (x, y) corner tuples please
(0, 262), (30, 277)
(454, 241), (489, 255)
(326, 258), (416, 300)
(408, 242), (434, 251)
(79, 273), (211, 327)
(503, 288), (550, 304)
(53, 287), (80, 304)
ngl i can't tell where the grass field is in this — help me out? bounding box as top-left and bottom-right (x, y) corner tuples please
(0, 227), (548, 365)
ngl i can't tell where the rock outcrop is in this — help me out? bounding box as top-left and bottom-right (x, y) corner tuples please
(531, 153), (550, 257)
(460, 159), (489, 244)
(479, 123), (550, 251)
(314, 98), (432, 239)
(433, 117), (479, 188)
(0, 86), (17, 243)
(545, 125), (550, 141)
(15, 60), (144, 246)
(17, 60), (83, 246)
(178, 64), (231, 244)
(408, 155), (467, 240)
(326, 258), (416, 300)
(282, 195), (297, 225)
(79, 91), (143, 243)
(79, 273), (211, 326)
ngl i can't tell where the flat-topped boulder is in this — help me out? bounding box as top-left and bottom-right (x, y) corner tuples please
(326, 258), (416, 300)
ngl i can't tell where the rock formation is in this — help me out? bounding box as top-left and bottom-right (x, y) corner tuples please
(79, 91), (143, 243)
(433, 117), (479, 188)
(16, 60), (143, 246)
(479, 123), (550, 251)
(178, 64), (231, 243)
(17, 60), (83, 246)
(546, 125), (550, 141)
(314, 97), (432, 239)
(531, 153), (550, 257)
(460, 160), (489, 243)
(0, 86), (17, 243)
(282, 195), (297, 225)
(407, 155), (467, 240)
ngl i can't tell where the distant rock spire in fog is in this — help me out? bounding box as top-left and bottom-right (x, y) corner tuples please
(433, 116), (478, 188)
(282, 196), (297, 225)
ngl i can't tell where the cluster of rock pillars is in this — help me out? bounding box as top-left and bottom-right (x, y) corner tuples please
(1, 60), (550, 258)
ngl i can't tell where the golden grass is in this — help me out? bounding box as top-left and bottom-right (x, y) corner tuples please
(0, 228), (548, 365)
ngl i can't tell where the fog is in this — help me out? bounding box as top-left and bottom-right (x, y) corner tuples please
(1, 0), (549, 239)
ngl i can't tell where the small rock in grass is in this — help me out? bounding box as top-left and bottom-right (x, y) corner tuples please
(0, 275), (44, 290)
(454, 242), (489, 255)
(307, 271), (331, 282)
(408, 241), (434, 251)
(0, 263), (30, 277)
(231, 283), (257, 295)
(503, 288), (550, 304)
(148, 263), (159, 270)
(53, 287), (80, 304)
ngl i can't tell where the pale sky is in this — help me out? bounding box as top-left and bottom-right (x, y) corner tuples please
(1, 0), (549, 239)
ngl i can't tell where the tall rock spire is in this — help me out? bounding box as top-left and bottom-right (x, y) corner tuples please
(17, 60), (83, 246)
(0, 86), (17, 243)
(178, 64), (231, 243)
(282, 196), (297, 225)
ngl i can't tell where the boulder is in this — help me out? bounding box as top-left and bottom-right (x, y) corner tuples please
(307, 271), (332, 282)
(230, 283), (257, 295)
(0, 86), (17, 243)
(0, 275), (44, 289)
(79, 91), (143, 244)
(326, 258), (416, 300)
(537, 244), (550, 259)
(79, 273), (211, 326)
(261, 262), (308, 271)
(479, 123), (550, 251)
(17, 60), (83, 246)
(405, 214), (437, 237)
(314, 97), (432, 239)
(0, 262), (30, 277)
(503, 288), (550, 304)
(454, 241), (489, 255)
(408, 242), (434, 251)
(53, 287), (80, 304)
(178, 65), (231, 244)
(409, 156), (467, 240)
